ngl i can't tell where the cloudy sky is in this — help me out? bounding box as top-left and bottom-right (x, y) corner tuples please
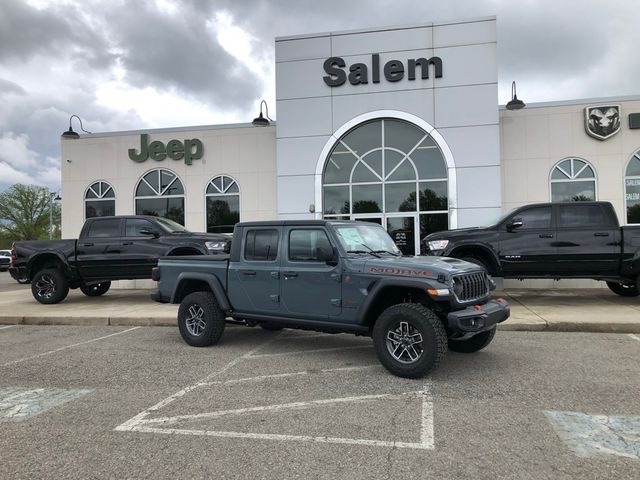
(0, 0), (638, 193)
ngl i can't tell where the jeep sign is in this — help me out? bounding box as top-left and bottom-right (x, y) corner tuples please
(128, 134), (204, 165)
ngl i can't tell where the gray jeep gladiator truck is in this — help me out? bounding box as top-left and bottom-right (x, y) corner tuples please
(151, 220), (510, 378)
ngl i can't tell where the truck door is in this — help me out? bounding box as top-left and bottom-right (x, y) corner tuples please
(120, 218), (166, 278)
(227, 227), (281, 313)
(76, 218), (124, 280)
(280, 227), (342, 320)
(498, 205), (557, 275)
(553, 203), (619, 275)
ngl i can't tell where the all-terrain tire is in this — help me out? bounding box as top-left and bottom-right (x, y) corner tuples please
(80, 281), (111, 297)
(448, 326), (496, 353)
(31, 268), (69, 304)
(178, 292), (225, 347)
(372, 303), (448, 379)
(606, 281), (639, 297)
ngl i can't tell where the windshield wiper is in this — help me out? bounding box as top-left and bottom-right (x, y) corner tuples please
(372, 250), (400, 256)
(347, 250), (381, 258)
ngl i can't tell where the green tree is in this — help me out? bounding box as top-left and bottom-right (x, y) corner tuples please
(0, 184), (61, 243)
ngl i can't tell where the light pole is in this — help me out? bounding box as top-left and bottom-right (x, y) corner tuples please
(49, 192), (61, 240)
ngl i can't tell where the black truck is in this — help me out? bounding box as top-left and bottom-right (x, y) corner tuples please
(151, 220), (510, 378)
(10, 215), (229, 304)
(424, 201), (640, 296)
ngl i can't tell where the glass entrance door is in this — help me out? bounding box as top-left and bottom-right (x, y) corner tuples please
(386, 214), (418, 256)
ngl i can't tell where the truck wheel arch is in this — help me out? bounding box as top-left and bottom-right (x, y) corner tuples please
(167, 247), (206, 256)
(171, 272), (231, 311)
(27, 252), (68, 280)
(355, 279), (440, 327)
(449, 246), (500, 276)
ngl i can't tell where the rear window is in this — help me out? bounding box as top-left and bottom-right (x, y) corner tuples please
(559, 205), (607, 228)
(86, 219), (121, 238)
(244, 229), (278, 261)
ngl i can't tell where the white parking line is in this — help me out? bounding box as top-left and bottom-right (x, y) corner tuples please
(116, 332), (284, 432)
(0, 327), (140, 368)
(0, 325), (17, 330)
(629, 334), (640, 343)
(249, 345), (370, 358)
(200, 364), (380, 387)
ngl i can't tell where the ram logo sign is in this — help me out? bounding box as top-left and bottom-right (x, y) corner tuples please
(585, 105), (621, 141)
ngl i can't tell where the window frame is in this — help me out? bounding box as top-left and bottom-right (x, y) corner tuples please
(205, 174), (241, 234)
(134, 168), (186, 226)
(84, 181), (116, 220)
(624, 149), (640, 225)
(287, 228), (334, 263)
(243, 228), (279, 262)
(549, 157), (597, 203)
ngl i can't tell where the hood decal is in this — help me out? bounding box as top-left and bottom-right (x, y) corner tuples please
(368, 266), (433, 277)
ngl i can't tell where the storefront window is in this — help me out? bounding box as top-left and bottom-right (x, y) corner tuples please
(625, 150), (640, 224)
(550, 158), (596, 202)
(322, 118), (448, 255)
(206, 175), (240, 233)
(85, 181), (115, 219)
(134, 169), (185, 225)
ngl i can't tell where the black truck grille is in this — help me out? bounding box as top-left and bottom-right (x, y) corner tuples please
(452, 272), (490, 303)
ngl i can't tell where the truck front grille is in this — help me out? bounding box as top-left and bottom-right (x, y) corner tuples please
(452, 272), (490, 303)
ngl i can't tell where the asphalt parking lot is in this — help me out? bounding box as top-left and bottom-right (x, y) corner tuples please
(1, 324), (639, 479)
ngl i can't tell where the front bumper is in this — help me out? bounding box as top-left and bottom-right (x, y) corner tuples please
(446, 299), (510, 333)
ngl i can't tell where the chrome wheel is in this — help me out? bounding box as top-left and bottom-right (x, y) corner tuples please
(35, 275), (56, 299)
(386, 321), (424, 364)
(185, 304), (206, 336)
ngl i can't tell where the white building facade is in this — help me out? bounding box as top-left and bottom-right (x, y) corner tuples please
(61, 16), (640, 270)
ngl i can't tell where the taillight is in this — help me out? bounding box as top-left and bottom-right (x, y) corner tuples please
(151, 267), (160, 282)
(10, 243), (16, 267)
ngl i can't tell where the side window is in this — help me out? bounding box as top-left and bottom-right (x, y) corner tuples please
(559, 205), (606, 228)
(514, 207), (552, 230)
(245, 229), (278, 261)
(86, 219), (121, 238)
(289, 229), (333, 262)
(126, 219), (155, 236)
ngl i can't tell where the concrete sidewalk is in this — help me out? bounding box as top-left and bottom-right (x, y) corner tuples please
(0, 287), (639, 333)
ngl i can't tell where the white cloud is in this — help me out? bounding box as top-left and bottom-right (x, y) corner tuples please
(0, 132), (39, 169)
(0, 132), (60, 189)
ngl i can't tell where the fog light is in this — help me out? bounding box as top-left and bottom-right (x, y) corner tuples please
(461, 316), (485, 329)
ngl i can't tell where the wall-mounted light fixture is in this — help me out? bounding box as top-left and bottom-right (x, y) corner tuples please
(61, 114), (92, 139)
(505, 81), (525, 110)
(252, 100), (273, 126)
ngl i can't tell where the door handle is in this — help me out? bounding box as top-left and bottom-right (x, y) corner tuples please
(594, 232), (610, 237)
(241, 270), (256, 276)
(81, 242), (94, 247)
(283, 271), (298, 278)
(539, 234), (553, 238)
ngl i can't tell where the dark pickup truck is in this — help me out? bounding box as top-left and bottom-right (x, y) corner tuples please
(424, 201), (640, 296)
(10, 215), (229, 304)
(151, 220), (510, 378)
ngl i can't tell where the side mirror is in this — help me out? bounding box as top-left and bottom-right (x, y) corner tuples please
(316, 246), (338, 266)
(140, 227), (160, 238)
(506, 218), (523, 232)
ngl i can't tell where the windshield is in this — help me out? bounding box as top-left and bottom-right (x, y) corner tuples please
(154, 217), (190, 233)
(333, 223), (401, 255)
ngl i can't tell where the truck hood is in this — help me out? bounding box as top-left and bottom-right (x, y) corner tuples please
(170, 232), (230, 241)
(363, 255), (483, 280)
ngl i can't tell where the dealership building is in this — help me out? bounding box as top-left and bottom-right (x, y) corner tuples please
(61, 16), (640, 284)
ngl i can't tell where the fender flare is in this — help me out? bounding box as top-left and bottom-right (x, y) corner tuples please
(355, 278), (446, 325)
(171, 272), (231, 311)
(165, 246), (208, 256)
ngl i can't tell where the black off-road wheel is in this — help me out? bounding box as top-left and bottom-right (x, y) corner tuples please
(80, 281), (111, 297)
(448, 326), (496, 353)
(178, 292), (225, 347)
(31, 268), (69, 304)
(606, 281), (639, 297)
(372, 303), (448, 379)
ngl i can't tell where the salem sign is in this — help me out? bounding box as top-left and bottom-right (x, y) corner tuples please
(128, 134), (204, 165)
(323, 53), (443, 87)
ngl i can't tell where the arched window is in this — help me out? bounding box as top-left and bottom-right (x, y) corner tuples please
(625, 149), (640, 224)
(322, 118), (448, 256)
(205, 175), (240, 233)
(135, 169), (185, 225)
(85, 181), (115, 219)
(549, 158), (596, 202)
